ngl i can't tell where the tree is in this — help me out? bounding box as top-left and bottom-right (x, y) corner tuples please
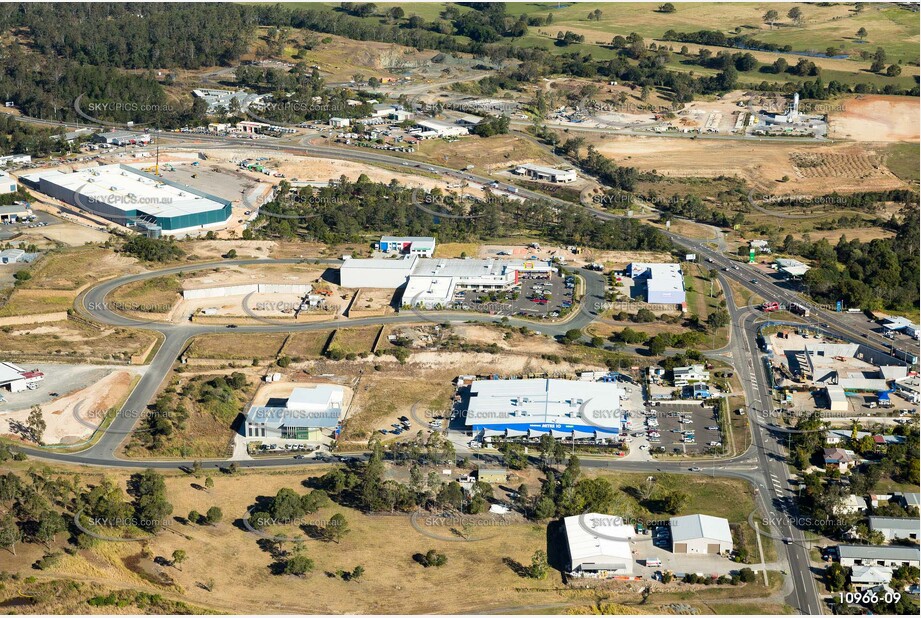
(26, 405), (46, 444)
(0, 513), (21, 555)
(563, 328), (582, 343)
(739, 567), (756, 583)
(387, 7), (404, 20)
(856, 27), (867, 41)
(658, 3), (676, 13)
(663, 490), (689, 514)
(129, 469), (173, 532)
(886, 64), (902, 77)
(527, 550), (549, 579)
(325, 513), (350, 543)
(787, 7), (803, 25)
(707, 308), (730, 330)
(205, 506), (223, 525)
(171, 549), (187, 570)
(284, 553), (314, 576)
(351, 565), (365, 581)
(825, 563), (847, 591)
(763, 10), (778, 29)
(204, 477), (214, 491)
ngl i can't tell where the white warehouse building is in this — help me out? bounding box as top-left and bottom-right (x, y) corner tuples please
(669, 514), (733, 554)
(627, 262), (686, 305)
(563, 513), (636, 576)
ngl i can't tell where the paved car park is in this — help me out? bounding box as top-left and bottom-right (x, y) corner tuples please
(645, 402), (723, 455)
(453, 271), (574, 319)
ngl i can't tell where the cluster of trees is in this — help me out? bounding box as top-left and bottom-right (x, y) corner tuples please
(661, 29), (796, 54)
(790, 204), (919, 311)
(253, 177), (673, 254)
(0, 115), (73, 158)
(0, 464), (176, 558)
(470, 114), (510, 137)
(5, 3), (253, 69)
(121, 236), (185, 262)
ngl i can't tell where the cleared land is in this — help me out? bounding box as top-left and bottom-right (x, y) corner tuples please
(593, 136), (909, 195)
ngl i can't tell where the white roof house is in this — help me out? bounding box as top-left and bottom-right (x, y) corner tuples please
(563, 514), (635, 576)
(672, 364), (709, 387)
(244, 384), (344, 440)
(850, 565), (893, 590)
(670, 514), (733, 554)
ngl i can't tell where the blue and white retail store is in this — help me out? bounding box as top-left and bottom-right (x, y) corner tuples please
(464, 378), (631, 441)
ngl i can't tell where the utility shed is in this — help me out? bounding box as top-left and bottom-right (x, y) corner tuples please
(669, 514), (733, 554)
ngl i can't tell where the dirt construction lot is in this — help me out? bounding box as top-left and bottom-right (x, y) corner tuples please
(829, 95), (920, 142)
(0, 364), (143, 445)
(594, 136), (908, 195)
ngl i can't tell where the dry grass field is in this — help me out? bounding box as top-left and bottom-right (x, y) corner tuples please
(0, 462), (779, 615)
(186, 333), (288, 361)
(0, 319), (158, 363)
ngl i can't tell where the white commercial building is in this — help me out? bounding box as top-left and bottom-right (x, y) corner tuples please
(378, 236), (435, 257)
(672, 364), (710, 388)
(627, 262), (686, 305)
(775, 257), (811, 278)
(339, 255), (553, 307)
(21, 164), (231, 237)
(404, 258), (552, 307)
(465, 377), (628, 439)
(669, 514), (734, 554)
(0, 362), (44, 393)
(563, 514), (636, 576)
(339, 255), (419, 289)
(244, 384), (344, 441)
(411, 119), (468, 138)
(0, 170), (17, 195)
(92, 131), (151, 146)
(513, 164), (577, 183)
(0, 154), (31, 168)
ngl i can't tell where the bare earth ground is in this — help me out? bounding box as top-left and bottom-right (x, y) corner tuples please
(828, 95), (920, 142)
(0, 368), (141, 445)
(594, 136), (908, 194)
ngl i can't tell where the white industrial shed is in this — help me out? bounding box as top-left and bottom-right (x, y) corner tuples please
(670, 514), (733, 554)
(825, 385), (849, 412)
(339, 255), (418, 289)
(563, 514), (635, 576)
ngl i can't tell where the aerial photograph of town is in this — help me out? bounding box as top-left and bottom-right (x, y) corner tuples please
(0, 1), (918, 616)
